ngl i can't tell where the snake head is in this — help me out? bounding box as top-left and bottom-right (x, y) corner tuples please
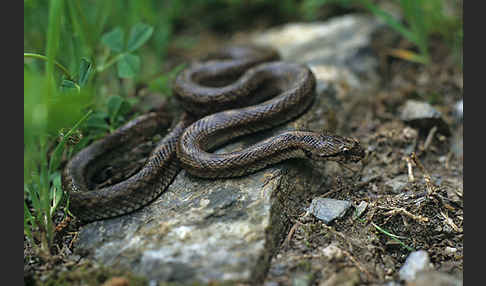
(306, 134), (365, 164)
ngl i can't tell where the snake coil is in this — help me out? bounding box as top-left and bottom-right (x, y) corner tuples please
(62, 45), (365, 222)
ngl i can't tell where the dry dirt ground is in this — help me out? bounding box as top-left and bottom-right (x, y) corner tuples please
(24, 28), (463, 285)
(263, 32), (463, 285)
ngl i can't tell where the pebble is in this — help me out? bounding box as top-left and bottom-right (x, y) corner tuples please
(400, 100), (450, 135)
(398, 250), (432, 282)
(400, 100), (442, 121)
(321, 244), (344, 260)
(444, 246), (457, 255)
(453, 99), (463, 121)
(384, 175), (410, 194)
(308, 198), (351, 224)
(354, 201), (368, 218)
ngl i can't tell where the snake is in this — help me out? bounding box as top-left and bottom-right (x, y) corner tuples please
(62, 45), (365, 222)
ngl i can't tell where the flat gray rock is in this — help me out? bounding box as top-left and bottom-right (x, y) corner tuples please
(74, 14), (382, 285)
(308, 198), (352, 224)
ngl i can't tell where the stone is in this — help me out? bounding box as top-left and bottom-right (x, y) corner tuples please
(398, 250), (432, 282)
(73, 14), (383, 284)
(354, 201), (368, 218)
(384, 175), (410, 194)
(400, 100), (450, 135)
(308, 198), (352, 224)
(252, 15), (382, 97)
(453, 99), (463, 122)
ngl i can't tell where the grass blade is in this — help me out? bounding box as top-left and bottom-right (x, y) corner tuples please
(78, 58), (92, 86)
(371, 222), (415, 251)
(360, 0), (418, 45)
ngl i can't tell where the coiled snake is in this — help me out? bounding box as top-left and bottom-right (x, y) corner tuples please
(62, 45), (365, 222)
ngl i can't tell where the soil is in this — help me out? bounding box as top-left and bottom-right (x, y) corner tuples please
(24, 25), (463, 285)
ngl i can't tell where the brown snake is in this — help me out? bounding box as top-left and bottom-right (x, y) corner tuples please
(62, 45), (365, 222)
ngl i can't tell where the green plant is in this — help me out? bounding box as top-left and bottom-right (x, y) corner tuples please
(24, 109), (92, 256)
(360, 0), (431, 64)
(98, 23), (154, 78)
(362, 0), (462, 64)
(24, 0), (156, 256)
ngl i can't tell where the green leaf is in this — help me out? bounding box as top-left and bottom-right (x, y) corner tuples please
(101, 27), (124, 53)
(85, 111), (110, 131)
(107, 95), (124, 122)
(126, 23), (153, 52)
(26, 184), (41, 218)
(60, 79), (77, 89)
(24, 199), (34, 223)
(51, 186), (63, 217)
(24, 200), (34, 240)
(60, 79), (80, 92)
(78, 58), (92, 86)
(107, 95), (132, 126)
(117, 53), (140, 78)
(148, 63), (186, 94)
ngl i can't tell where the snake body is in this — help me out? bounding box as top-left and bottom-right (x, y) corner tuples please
(62, 45), (364, 222)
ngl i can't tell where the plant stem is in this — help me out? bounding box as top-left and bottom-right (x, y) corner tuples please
(24, 53), (74, 81)
(96, 53), (125, 73)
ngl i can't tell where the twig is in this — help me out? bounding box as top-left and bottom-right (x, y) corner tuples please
(440, 211), (462, 233)
(410, 152), (437, 194)
(283, 221), (301, 248)
(404, 156), (415, 182)
(383, 207), (429, 223)
(423, 126), (437, 151)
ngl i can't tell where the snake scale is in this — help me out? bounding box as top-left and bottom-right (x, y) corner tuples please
(62, 45), (365, 222)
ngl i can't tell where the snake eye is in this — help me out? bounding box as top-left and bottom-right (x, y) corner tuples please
(340, 146), (350, 152)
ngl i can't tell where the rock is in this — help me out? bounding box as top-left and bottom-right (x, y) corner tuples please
(252, 15), (382, 97)
(384, 175), (410, 194)
(308, 198), (352, 224)
(406, 271), (462, 286)
(399, 250), (432, 282)
(453, 100), (463, 122)
(76, 164), (300, 284)
(321, 244), (344, 261)
(400, 100), (441, 121)
(444, 247), (457, 255)
(74, 14), (383, 284)
(450, 99), (463, 158)
(400, 100), (450, 136)
(354, 201), (368, 218)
